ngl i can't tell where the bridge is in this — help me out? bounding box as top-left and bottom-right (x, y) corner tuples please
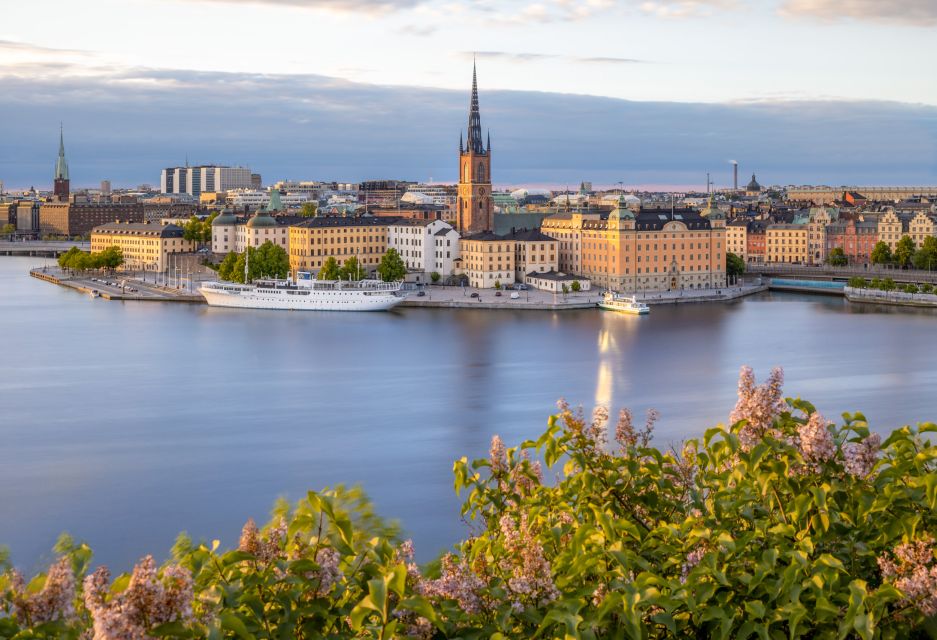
(751, 264), (937, 286)
(0, 240), (90, 257)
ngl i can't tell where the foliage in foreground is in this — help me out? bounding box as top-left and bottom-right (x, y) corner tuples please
(3, 367), (937, 639)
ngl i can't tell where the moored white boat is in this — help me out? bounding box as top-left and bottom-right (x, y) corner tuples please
(199, 272), (405, 312)
(598, 291), (650, 315)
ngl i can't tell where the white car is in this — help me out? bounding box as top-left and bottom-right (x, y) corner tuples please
(510, 292), (520, 299)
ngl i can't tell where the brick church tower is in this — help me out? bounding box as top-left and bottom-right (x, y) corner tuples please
(457, 63), (493, 234)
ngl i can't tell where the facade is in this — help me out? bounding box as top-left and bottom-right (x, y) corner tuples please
(456, 64), (494, 234)
(39, 202), (145, 237)
(525, 270), (591, 293)
(90, 221), (195, 272)
(876, 209), (906, 251)
(160, 165), (253, 197)
(909, 211), (936, 248)
(787, 186), (937, 205)
(510, 228), (558, 282)
(405, 183), (457, 207)
(766, 224), (808, 264)
(746, 221), (767, 264)
(460, 232), (515, 289)
(807, 207), (837, 265)
(229, 189), (310, 210)
(211, 211), (299, 254)
(825, 220), (878, 263)
(386, 219), (460, 276)
(288, 217), (392, 277)
(541, 200), (726, 293)
(726, 220), (748, 261)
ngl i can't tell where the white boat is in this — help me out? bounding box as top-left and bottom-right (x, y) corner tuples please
(598, 291), (650, 315)
(199, 272), (405, 312)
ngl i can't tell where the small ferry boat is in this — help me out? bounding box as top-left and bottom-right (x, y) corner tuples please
(598, 291), (650, 315)
(199, 272), (405, 312)
(89, 289), (100, 298)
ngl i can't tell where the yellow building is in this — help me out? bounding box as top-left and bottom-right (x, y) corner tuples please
(766, 224), (808, 264)
(511, 228), (558, 282)
(288, 217), (390, 277)
(460, 232), (516, 288)
(541, 212), (585, 274)
(90, 221), (195, 272)
(726, 220), (748, 261)
(541, 197), (727, 293)
(908, 211), (936, 248)
(876, 209), (905, 251)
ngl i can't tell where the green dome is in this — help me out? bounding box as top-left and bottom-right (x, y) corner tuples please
(212, 212), (237, 226)
(612, 195), (634, 220)
(246, 212), (277, 228)
(701, 196), (724, 220)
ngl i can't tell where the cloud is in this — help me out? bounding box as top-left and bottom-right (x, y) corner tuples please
(466, 51), (646, 64)
(0, 63), (934, 189)
(637, 0), (737, 18)
(779, 0), (937, 25)
(188, 0), (424, 12)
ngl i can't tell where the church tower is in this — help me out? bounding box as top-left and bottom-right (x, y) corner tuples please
(457, 62), (493, 234)
(53, 125), (70, 202)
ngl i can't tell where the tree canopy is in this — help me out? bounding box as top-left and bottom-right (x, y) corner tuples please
(912, 236), (937, 270)
(340, 256), (364, 281)
(223, 242), (290, 283)
(894, 235), (916, 268)
(318, 256), (341, 281)
(826, 247), (847, 266)
(376, 248), (406, 282)
(300, 202), (318, 218)
(183, 213), (216, 245)
(870, 241), (892, 265)
(57, 245), (124, 271)
(726, 252), (746, 277)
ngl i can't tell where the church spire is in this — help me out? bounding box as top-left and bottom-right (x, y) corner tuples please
(54, 124), (69, 181)
(466, 60), (485, 155)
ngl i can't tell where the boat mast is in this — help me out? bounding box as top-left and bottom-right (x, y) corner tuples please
(244, 245), (249, 283)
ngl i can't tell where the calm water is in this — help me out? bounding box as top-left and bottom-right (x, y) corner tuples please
(2, 256), (936, 571)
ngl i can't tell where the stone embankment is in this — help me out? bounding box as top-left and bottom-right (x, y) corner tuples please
(844, 286), (937, 309)
(30, 267), (205, 303)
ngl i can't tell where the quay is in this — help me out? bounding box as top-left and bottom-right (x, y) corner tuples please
(29, 267), (205, 303)
(1, 240), (89, 257)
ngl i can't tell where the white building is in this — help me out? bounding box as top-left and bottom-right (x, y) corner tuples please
(404, 183), (457, 207)
(229, 189), (310, 210)
(386, 219), (460, 277)
(160, 165), (253, 197)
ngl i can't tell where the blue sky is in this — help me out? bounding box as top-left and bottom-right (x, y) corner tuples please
(1, 0), (936, 189)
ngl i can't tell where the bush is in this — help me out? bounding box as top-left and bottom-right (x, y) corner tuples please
(571, 280), (581, 292)
(3, 367), (937, 638)
(847, 276), (867, 289)
(881, 277), (897, 292)
(494, 280), (501, 290)
(430, 271), (441, 284)
(903, 284), (919, 294)
(920, 283), (934, 294)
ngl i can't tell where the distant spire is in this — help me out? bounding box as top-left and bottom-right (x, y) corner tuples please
(487, 130), (491, 153)
(459, 131), (463, 154)
(466, 60), (485, 154)
(54, 123), (69, 181)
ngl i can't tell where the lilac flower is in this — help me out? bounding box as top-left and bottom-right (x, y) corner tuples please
(614, 408), (636, 449)
(796, 412), (835, 470)
(588, 406), (609, 449)
(497, 513), (560, 608)
(680, 546), (706, 584)
(418, 553), (486, 615)
(313, 547), (343, 594)
(729, 366), (786, 450)
(844, 433), (881, 478)
(878, 538), (937, 617)
(9, 556), (76, 625)
(489, 435), (507, 474)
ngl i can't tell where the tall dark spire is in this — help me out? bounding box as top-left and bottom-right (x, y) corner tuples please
(466, 60), (485, 155)
(54, 124), (69, 181)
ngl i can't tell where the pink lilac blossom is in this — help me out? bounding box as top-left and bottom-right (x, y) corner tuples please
(497, 513), (560, 609)
(313, 548), (343, 594)
(729, 366), (786, 450)
(83, 556), (194, 640)
(510, 450), (543, 496)
(417, 553), (486, 615)
(797, 412), (836, 470)
(878, 538), (937, 617)
(680, 546), (707, 584)
(843, 433), (881, 478)
(489, 435), (507, 474)
(237, 518), (286, 563)
(9, 556), (76, 625)
(588, 406), (609, 449)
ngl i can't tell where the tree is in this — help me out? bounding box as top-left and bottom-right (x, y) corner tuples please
(376, 248), (406, 282)
(58, 246), (83, 269)
(826, 247), (848, 266)
(895, 235), (916, 268)
(571, 280), (581, 292)
(882, 277), (897, 291)
(430, 271), (441, 284)
(252, 241), (290, 280)
(300, 202), (318, 218)
(912, 237), (937, 271)
(99, 246), (124, 271)
(318, 256), (341, 281)
(201, 212), (218, 244)
(871, 241), (892, 265)
(1, 223), (14, 236)
(218, 252), (239, 281)
(340, 256), (364, 281)
(494, 280), (501, 290)
(921, 283), (934, 294)
(183, 215), (202, 242)
(725, 252), (746, 278)
(903, 283), (919, 294)
(561, 283), (569, 297)
(847, 276), (867, 289)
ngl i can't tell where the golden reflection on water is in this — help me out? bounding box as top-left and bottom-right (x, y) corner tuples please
(594, 313), (642, 409)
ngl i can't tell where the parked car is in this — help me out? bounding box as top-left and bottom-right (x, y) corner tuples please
(470, 292), (480, 298)
(510, 292), (520, 299)
(495, 291), (502, 297)
(416, 290), (426, 297)
(517, 284), (528, 290)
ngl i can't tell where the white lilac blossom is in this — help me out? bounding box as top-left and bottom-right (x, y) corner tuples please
(9, 556), (76, 625)
(729, 366), (786, 450)
(796, 412), (836, 470)
(878, 538), (937, 617)
(844, 433), (882, 478)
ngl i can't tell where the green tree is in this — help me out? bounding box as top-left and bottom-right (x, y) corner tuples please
(217, 252), (238, 281)
(870, 278), (883, 289)
(561, 283), (569, 297)
(921, 283), (934, 294)
(870, 241), (892, 265)
(571, 280), (581, 292)
(98, 246), (124, 271)
(340, 256), (364, 281)
(903, 283), (919, 294)
(726, 252), (746, 277)
(847, 276), (867, 289)
(826, 247), (848, 266)
(318, 256), (341, 281)
(882, 277), (897, 291)
(895, 235), (916, 268)
(494, 279), (502, 291)
(253, 241), (290, 279)
(182, 215), (202, 242)
(911, 237), (937, 271)
(1, 223), (14, 236)
(430, 271), (441, 284)
(57, 246), (83, 269)
(376, 248), (406, 282)
(300, 202), (318, 218)
(201, 212), (218, 244)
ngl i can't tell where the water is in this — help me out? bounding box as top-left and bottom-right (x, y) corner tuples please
(2, 256), (936, 571)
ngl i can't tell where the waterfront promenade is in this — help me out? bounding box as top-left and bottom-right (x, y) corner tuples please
(0, 240), (89, 257)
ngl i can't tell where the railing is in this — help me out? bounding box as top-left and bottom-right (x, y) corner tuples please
(751, 263), (937, 284)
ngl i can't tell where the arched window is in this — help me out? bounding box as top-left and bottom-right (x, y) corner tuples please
(477, 163), (485, 182)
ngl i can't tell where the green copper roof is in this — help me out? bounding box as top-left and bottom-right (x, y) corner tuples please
(54, 126), (69, 181)
(266, 190), (283, 212)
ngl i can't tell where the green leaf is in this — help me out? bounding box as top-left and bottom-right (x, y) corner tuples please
(219, 613), (255, 640)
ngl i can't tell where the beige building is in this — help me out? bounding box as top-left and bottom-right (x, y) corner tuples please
(525, 270), (591, 293)
(511, 229), (558, 282)
(541, 196), (727, 293)
(726, 220), (748, 261)
(288, 216), (391, 277)
(908, 211), (936, 248)
(541, 212), (586, 275)
(211, 211), (298, 254)
(766, 224), (808, 264)
(807, 207), (837, 265)
(787, 186), (937, 205)
(876, 209), (905, 251)
(90, 221), (195, 272)
(460, 232), (516, 288)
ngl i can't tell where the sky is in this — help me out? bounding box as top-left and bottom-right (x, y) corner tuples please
(1, 0), (936, 190)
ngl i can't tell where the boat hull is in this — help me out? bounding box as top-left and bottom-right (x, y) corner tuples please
(199, 287), (404, 312)
(598, 303), (649, 315)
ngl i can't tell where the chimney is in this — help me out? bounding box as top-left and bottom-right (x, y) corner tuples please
(733, 163), (739, 191)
